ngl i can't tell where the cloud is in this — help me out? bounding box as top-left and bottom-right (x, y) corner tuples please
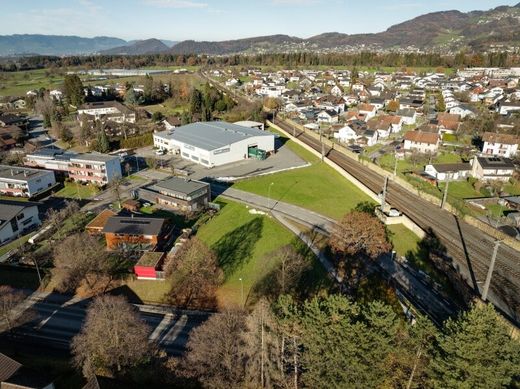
(271, 0), (321, 5)
(143, 0), (208, 8)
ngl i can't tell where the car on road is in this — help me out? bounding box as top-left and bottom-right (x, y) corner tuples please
(387, 208), (401, 217)
(155, 149), (166, 156)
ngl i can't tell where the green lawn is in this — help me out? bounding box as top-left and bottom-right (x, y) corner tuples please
(387, 224), (421, 258)
(0, 232), (35, 257)
(234, 129), (372, 220)
(196, 199), (329, 308)
(123, 279), (173, 305)
(54, 182), (99, 199)
(438, 180), (482, 200)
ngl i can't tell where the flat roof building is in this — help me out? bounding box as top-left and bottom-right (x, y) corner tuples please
(139, 177), (210, 213)
(154, 121), (275, 168)
(25, 148), (122, 186)
(0, 165), (56, 198)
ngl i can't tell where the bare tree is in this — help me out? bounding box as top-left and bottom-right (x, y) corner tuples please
(243, 299), (285, 389)
(72, 295), (152, 378)
(182, 309), (247, 389)
(330, 211), (391, 260)
(0, 286), (25, 331)
(166, 237), (223, 309)
(52, 232), (111, 293)
(110, 177), (126, 209)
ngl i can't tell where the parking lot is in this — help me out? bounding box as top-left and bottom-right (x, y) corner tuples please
(134, 138), (308, 182)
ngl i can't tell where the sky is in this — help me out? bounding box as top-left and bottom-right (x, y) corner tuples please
(0, 0), (518, 42)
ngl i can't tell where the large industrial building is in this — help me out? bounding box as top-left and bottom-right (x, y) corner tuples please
(153, 121), (275, 168)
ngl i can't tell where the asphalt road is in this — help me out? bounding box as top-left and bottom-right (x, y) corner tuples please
(5, 293), (210, 356)
(274, 118), (520, 324)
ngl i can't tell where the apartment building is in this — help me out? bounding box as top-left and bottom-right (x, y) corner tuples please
(0, 165), (56, 198)
(25, 148), (122, 186)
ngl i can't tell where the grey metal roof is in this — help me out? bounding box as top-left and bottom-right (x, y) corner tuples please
(155, 121), (273, 151)
(431, 163), (471, 173)
(102, 216), (166, 236)
(0, 165), (53, 181)
(153, 177), (209, 196)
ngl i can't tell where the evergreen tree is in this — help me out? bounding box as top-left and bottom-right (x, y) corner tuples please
(429, 304), (520, 389)
(189, 88), (203, 115)
(63, 74), (84, 107)
(96, 127), (110, 153)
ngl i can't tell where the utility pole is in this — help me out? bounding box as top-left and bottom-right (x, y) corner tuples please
(441, 172), (451, 209)
(239, 277), (244, 307)
(481, 240), (501, 301)
(381, 176), (389, 213)
(319, 127), (325, 161)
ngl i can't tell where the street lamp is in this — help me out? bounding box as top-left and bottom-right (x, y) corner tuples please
(267, 182), (274, 210)
(238, 277), (244, 308)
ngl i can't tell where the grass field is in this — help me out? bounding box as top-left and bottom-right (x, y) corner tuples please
(387, 224), (421, 258)
(0, 232), (36, 257)
(234, 129), (372, 220)
(54, 182), (99, 199)
(124, 278), (173, 304)
(196, 199), (330, 308)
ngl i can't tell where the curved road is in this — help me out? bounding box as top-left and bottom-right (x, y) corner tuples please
(274, 118), (520, 324)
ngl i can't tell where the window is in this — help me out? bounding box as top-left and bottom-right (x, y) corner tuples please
(22, 217), (33, 226)
(214, 148), (230, 155)
(201, 159), (209, 165)
(16, 213), (24, 220)
(191, 156), (199, 161)
(10, 218), (18, 232)
(182, 152), (190, 158)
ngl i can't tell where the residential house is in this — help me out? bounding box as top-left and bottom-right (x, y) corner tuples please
(77, 101), (136, 124)
(436, 112), (461, 134)
(163, 116), (181, 131)
(471, 156), (516, 181)
(0, 165), (56, 198)
(0, 353), (55, 389)
(49, 90), (63, 101)
(85, 209), (117, 235)
(317, 109), (339, 124)
(396, 108), (417, 125)
(482, 132), (519, 158)
(102, 215), (170, 251)
(498, 101), (520, 116)
(424, 163), (471, 181)
(330, 85), (343, 97)
(138, 177), (210, 213)
(449, 104), (476, 119)
(403, 131), (440, 154)
(25, 149), (122, 186)
(357, 103), (377, 120)
(0, 200), (41, 245)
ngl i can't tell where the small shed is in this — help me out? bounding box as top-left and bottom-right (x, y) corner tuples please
(134, 252), (166, 280)
(122, 199), (141, 212)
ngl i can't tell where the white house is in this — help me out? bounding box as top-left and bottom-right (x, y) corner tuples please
(498, 101), (520, 115)
(77, 101), (136, 124)
(449, 104), (476, 119)
(357, 104), (377, 120)
(49, 90), (63, 101)
(403, 131), (440, 153)
(333, 125), (358, 143)
(330, 85), (343, 97)
(0, 200), (41, 245)
(471, 156), (516, 181)
(424, 163), (471, 181)
(0, 165), (56, 198)
(317, 110), (339, 124)
(154, 122), (275, 168)
(397, 108), (417, 125)
(482, 132), (519, 158)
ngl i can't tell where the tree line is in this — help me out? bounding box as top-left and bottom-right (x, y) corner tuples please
(1, 51), (518, 73)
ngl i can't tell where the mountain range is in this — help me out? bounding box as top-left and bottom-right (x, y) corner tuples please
(1, 3), (520, 57)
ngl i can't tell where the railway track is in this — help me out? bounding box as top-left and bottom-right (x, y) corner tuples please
(274, 119), (520, 321)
